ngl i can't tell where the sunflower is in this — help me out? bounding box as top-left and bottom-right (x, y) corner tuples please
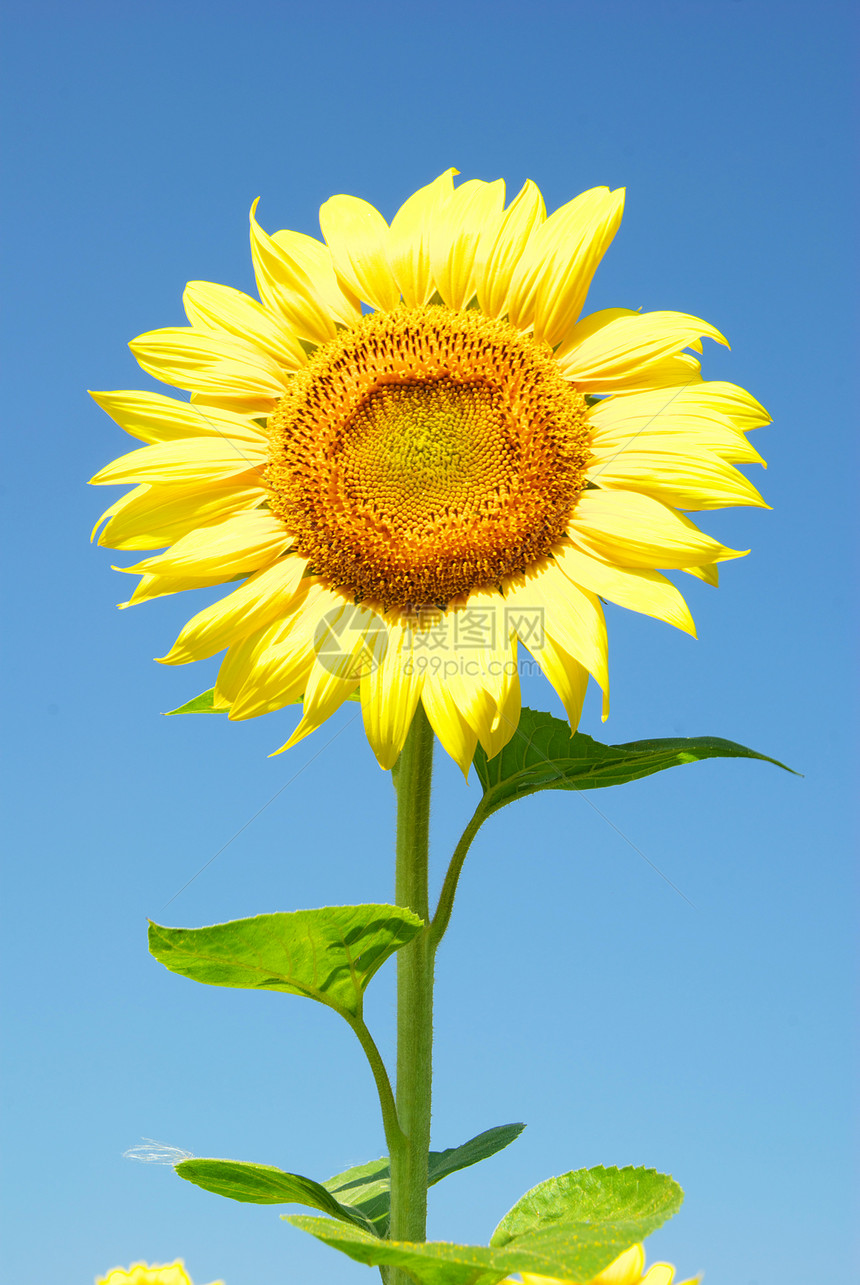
(96, 1262), (222, 1285)
(504, 1241), (699, 1284)
(91, 171), (769, 772)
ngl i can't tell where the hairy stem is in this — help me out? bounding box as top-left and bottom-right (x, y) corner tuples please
(389, 703), (435, 1274)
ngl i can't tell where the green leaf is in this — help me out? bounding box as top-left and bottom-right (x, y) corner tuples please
(164, 687), (360, 715)
(148, 904), (424, 1019)
(169, 1125), (526, 1251)
(285, 1217), (501, 1285)
(490, 1163), (683, 1247)
(324, 1156), (392, 1233)
(174, 1158), (376, 1235)
(324, 1123), (526, 1235)
(429, 1123), (526, 1188)
(164, 688), (223, 715)
(289, 1165), (682, 1285)
(474, 706), (795, 816)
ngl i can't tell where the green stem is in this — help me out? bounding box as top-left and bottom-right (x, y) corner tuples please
(346, 1014), (404, 1158)
(389, 703), (435, 1271)
(428, 804), (485, 952)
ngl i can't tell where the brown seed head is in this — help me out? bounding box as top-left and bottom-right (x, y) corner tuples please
(266, 306), (591, 610)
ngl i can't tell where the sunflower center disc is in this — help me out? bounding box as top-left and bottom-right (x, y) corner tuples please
(266, 306), (591, 610)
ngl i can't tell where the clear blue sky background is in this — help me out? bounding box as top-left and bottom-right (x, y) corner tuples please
(1, 3), (856, 1283)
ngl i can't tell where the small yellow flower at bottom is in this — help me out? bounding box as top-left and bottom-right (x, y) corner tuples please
(96, 1261), (224, 1285)
(506, 1241), (700, 1285)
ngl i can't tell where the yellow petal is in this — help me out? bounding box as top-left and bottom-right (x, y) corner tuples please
(566, 306), (636, 337)
(592, 425), (764, 469)
(518, 1274), (570, 1285)
(450, 589), (521, 758)
(89, 389), (266, 445)
(591, 351), (704, 393)
(229, 590), (341, 721)
(586, 447), (768, 510)
(91, 486), (147, 544)
(554, 543), (696, 636)
(307, 599), (386, 685)
(408, 595), (517, 757)
(160, 554), (310, 664)
(420, 677), (478, 779)
(558, 309), (726, 393)
(122, 509), (289, 581)
(250, 200), (360, 345)
(276, 604), (381, 752)
(592, 1243), (646, 1284)
(683, 378), (770, 429)
(360, 615), (425, 769)
(119, 570), (232, 608)
(216, 617), (295, 709)
(505, 559), (609, 716)
(507, 187), (625, 344)
(406, 606), (494, 751)
(387, 168), (458, 306)
(683, 562), (719, 586)
(94, 477), (265, 550)
(477, 179), (546, 319)
(568, 488), (746, 570)
(96, 1264), (196, 1285)
(277, 659), (360, 752)
(588, 386), (766, 466)
(531, 632), (590, 731)
(130, 326), (287, 408)
(318, 194), (401, 312)
(429, 177), (506, 309)
(481, 638), (522, 760)
(588, 380), (767, 440)
(272, 226), (362, 322)
(183, 280), (305, 369)
(641, 1265), (675, 1285)
(89, 436), (267, 487)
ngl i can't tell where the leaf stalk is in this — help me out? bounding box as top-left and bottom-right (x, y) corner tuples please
(428, 805), (485, 952)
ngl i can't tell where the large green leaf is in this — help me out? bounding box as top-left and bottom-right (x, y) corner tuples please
(288, 1165), (682, 1285)
(148, 904), (424, 1019)
(474, 706), (794, 816)
(324, 1123), (526, 1234)
(174, 1158), (376, 1234)
(285, 1219), (501, 1285)
(490, 1164), (683, 1247)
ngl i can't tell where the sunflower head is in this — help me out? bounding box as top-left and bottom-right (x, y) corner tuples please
(509, 1240), (700, 1284)
(91, 170), (769, 771)
(96, 1262), (222, 1285)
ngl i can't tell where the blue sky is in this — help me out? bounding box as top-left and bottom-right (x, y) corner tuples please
(1, 2), (856, 1283)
